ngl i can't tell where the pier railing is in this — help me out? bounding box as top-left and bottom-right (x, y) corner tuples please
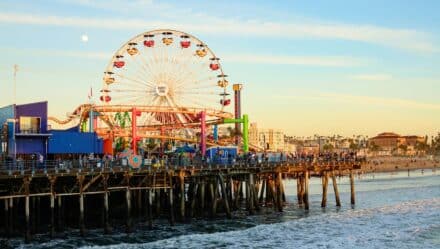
(0, 157), (365, 176)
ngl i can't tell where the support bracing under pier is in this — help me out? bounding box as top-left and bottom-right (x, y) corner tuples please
(0, 160), (361, 241)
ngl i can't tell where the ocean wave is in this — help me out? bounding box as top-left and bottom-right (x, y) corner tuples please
(79, 198), (440, 249)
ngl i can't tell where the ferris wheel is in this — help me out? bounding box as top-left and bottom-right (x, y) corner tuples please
(100, 29), (231, 127)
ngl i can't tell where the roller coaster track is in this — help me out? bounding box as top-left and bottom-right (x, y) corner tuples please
(48, 104), (233, 126)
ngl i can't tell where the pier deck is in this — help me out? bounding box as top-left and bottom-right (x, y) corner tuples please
(0, 160), (362, 242)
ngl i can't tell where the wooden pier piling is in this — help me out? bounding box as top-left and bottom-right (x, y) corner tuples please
(248, 174), (255, 214)
(321, 172), (328, 208)
(24, 177), (31, 243)
(331, 170), (341, 207)
(168, 186), (175, 226)
(4, 199), (8, 237)
(126, 187), (132, 233)
(350, 170), (355, 206)
(276, 172), (283, 212)
(303, 171), (309, 210)
(147, 188), (153, 229)
(57, 196), (63, 233)
(179, 172), (185, 220)
(200, 181), (206, 216)
(297, 175), (304, 205)
(103, 174), (110, 234)
(9, 197), (13, 236)
(78, 175), (86, 236)
(49, 176), (56, 238)
(259, 179), (266, 204)
(219, 174), (231, 218)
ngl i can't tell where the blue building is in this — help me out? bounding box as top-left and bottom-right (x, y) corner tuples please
(0, 101), (51, 159)
(0, 101), (103, 159)
(48, 127), (103, 155)
(206, 146), (238, 165)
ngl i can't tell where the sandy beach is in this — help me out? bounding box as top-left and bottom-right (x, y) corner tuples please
(361, 156), (439, 173)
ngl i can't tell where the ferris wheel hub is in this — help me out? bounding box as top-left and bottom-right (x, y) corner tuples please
(155, 84), (169, 96)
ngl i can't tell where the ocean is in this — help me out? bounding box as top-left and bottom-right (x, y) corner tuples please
(7, 169), (440, 249)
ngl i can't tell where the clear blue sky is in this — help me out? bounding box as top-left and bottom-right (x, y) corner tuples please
(0, 0), (439, 137)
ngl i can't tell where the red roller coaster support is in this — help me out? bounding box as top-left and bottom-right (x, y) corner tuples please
(200, 111), (207, 157)
(131, 107), (141, 155)
(160, 126), (165, 156)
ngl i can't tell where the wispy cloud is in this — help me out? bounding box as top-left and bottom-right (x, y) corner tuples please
(224, 54), (363, 67)
(316, 92), (440, 110)
(59, 0), (169, 14)
(0, 11), (437, 53)
(0, 47), (364, 67)
(0, 47), (110, 59)
(350, 74), (393, 81)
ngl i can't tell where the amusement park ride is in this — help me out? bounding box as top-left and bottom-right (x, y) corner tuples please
(48, 29), (249, 156)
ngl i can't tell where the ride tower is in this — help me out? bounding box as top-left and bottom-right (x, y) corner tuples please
(233, 84), (243, 145)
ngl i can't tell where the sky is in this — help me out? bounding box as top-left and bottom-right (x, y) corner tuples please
(0, 0), (439, 137)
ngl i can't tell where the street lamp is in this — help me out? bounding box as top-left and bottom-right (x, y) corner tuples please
(13, 65), (18, 162)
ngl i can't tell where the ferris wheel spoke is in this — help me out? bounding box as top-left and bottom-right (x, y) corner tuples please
(116, 62), (155, 87)
(117, 64), (153, 85)
(165, 95), (190, 126)
(181, 80), (218, 90)
(113, 95), (148, 103)
(178, 95), (219, 109)
(113, 89), (155, 94)
(126, 53), (156, 84)
(111, 84), (151, 92)
(137, 96), (160, 125)
(114, 73), (155, 89)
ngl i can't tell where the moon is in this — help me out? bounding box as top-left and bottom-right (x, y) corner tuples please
(81, 34), (89, 42)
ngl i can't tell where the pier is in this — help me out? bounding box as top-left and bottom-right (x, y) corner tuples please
(0, 160), (361, 242)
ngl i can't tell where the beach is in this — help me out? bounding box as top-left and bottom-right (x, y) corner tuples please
(361, 156), (438, 173)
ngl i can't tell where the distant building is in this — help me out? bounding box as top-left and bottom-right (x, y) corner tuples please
(369, 132), (401, 149)
(249, 123), (259, 146)
(283, 143), (297, 153)
(299, 143), (320, 154)
(248, 123), (285, 151)
(401, 135), (426, 147)
(258, 129), (285, 151)
(368, 132), (426, 156)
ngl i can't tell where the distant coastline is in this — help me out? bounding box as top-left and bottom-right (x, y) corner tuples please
(361, 156), (438, 173)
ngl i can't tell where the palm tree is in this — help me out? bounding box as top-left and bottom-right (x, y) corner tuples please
(369, 142), (381, 156)
(114, 112), (132, 152)
(398, 144), (408, 156)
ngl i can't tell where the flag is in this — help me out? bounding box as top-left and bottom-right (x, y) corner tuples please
(88, 87), (93, 99)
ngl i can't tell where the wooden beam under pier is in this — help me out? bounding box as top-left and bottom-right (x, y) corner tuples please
(0, 161), (362, 241)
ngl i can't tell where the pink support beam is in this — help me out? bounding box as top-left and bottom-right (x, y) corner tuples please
(131, 107), (141, 155)
(200, 111), (207, 157)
